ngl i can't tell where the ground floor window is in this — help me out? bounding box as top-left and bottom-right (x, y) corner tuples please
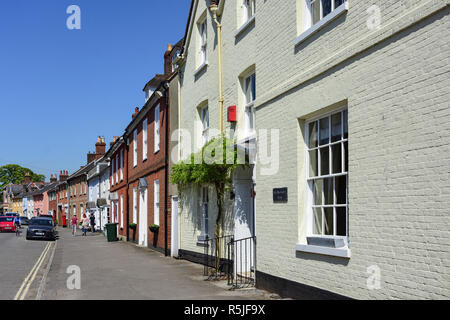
(306, 109), (348, 238)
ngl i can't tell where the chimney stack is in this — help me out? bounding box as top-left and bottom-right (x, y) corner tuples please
(50, 174), (57, 183)
(132, 107), (140, 119)
(59, 170), (68, 182)
(95, 136), (106, 156)
(164, 43), (173, 76)
(24, 172), (31, 185)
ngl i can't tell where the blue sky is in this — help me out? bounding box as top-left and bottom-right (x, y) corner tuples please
(0, 0), (190, 180)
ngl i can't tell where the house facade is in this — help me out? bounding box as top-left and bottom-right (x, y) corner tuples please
(172, 0), (450, 299)
(55, 171), (69, 226)
(125, 56), (172, 254)
(87, 155), (110, 231)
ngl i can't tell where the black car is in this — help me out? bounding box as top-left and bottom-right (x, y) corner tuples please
(26, 218), (57, 241)
(20, 216), (29, 226)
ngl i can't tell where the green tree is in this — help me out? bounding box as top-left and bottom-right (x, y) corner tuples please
(171, 135), (249, 270)
(0, 164), (45, 203)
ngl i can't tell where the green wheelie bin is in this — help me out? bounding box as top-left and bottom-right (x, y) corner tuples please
(105, 223), (118, 242)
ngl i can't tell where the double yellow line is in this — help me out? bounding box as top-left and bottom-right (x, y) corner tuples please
(14, 242), (52, 300)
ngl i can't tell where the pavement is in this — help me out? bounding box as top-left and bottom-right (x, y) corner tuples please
(41, 227), (275, 300)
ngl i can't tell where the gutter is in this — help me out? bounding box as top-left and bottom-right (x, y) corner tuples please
(164, 82), (169, 257)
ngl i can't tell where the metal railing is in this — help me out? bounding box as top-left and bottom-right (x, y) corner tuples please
(203, 235), (234, 282)
(228, 236), (257, 289)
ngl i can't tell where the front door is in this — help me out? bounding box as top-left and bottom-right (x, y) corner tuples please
(171, 196), (179, 257)
(139, 188), (148, 247)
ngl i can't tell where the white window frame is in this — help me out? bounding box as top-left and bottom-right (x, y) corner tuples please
(154, 104), (160, 153)
(133, 188), (137, 224)
(115, 156), (119, 184)
(120, 149), (124, 181)
(154, 180), (160, 226)
(243, 72), (256, 136)
(133, 129), (138, 167)
(242, 0), (255, 25)
(111, 156), (115, 185)
(296, 0), (348, 45)
(200, 105), (209, 146)
(143, 118), (148, 161)
(198, 17), (207, 66)
(120, 195), (124, 229)
(305, 108), (348, 242)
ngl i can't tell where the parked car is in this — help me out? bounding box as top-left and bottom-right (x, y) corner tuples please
(0, 217), (17, 232)
(37, 215), (53, 220)
(26, 218), (57, 241)
(5, 212), (19, 217)
(20, 216), (30, 226)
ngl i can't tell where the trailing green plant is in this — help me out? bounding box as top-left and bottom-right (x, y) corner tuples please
(129, 223), (137, 229)
(171, 134), (249, 269)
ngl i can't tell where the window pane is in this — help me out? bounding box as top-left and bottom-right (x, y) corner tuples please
(320, 147), (329, 176)
(251, 74), (256, 101)
(322, 0), (332, 17)
(324, 207), (333, 235)
(335, 0), (345, 9)
(332, 143), (342, 174)
(245, 77), (252, 104)
(319, 117), (329, 145)
(324, 178), (333, 205)
(309, 150), (318, 177)
(343, 109), (348, 139)
(336, 207), (347, 236)
(335, 175), (346, 204)
(309, 121), (317, 148)
(331, 113), (342, 142)
(311, 0), (320, 25)
(313, 179), (322, 205)
(313, 207), (322, 235)
(344, 141), (348, 172)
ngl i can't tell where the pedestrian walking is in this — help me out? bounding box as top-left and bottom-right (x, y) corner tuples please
(71, 214), (78, 236)
(81, 214), (90, 237)
(90, 213), (96, 233)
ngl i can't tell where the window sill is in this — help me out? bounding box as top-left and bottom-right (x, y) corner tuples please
(296, 243), (351, 258)
(294, 2), (349, 47)
(235, 15), (255, 38)
(194, 62), (208, 77)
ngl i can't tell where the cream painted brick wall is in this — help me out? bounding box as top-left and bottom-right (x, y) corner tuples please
(254, 1), (450, 299)
(178, 0), (450, 299)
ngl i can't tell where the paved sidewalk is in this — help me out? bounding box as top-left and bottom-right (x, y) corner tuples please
(42, 227), (272, 300)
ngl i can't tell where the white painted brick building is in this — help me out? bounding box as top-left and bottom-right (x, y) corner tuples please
(175, 0), (450, 299)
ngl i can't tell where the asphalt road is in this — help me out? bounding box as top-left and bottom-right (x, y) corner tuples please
(0, 229), (54, 300)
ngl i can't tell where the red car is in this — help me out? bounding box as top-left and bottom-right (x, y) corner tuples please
(0, 216), (17, 232)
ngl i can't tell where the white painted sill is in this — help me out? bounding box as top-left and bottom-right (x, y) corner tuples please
(194, 62), (208, 77)
(296, 243), (351, 258)
(234, 15), (255, 38)
(294, 2), (349, 46)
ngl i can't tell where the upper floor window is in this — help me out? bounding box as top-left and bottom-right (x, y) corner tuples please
(198, 17), (207, 66)
(243, 73), (256, 135)
(308, 0), (346, 26)
(242, 0), (255, 25)
(200, 105), (209, 146)
(143, 118), (148, 161)
(133, 129), (138, 167)
(306, 109), (348, 239)
(154, 105), (160, 153)
(120, 149), (124, 181)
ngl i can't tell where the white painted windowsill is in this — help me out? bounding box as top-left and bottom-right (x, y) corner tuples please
(296, 243), (351, 258)
(194, 62), (208, 77)
(294, 2), (349, 46)
(234, 15), (255, 38)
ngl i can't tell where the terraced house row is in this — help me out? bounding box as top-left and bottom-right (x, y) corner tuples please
(3, 0), (449, 300)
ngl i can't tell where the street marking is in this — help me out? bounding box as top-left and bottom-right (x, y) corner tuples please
(13, 242), (51, 300)
(36, 239), (57, 300)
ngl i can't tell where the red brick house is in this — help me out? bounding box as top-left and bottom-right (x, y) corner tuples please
(107, 136), (128, 241)
(55, 170), (69, 226)
(121, 45), (175, 255)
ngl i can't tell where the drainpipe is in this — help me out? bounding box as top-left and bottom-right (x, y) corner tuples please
(164, 83), (169, 257)
(209, 1), (224, 133)
(126, 142), (130, 242)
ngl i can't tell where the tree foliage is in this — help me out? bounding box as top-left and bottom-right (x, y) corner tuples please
(0, 164), (45, 202)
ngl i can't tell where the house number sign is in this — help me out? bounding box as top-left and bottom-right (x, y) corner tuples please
(273, 188), (288, 203)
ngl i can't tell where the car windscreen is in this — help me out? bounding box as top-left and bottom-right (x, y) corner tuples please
(29, 219), (53, 226)
(0, 217), (14, 222)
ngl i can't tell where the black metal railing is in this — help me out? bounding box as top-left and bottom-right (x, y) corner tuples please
(203, 235), (234, 281)
(228, 236), (257, 289)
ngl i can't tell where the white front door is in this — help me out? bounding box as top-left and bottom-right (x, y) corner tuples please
(139, 188), (148, 247)
(171, 196), (179, 257)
